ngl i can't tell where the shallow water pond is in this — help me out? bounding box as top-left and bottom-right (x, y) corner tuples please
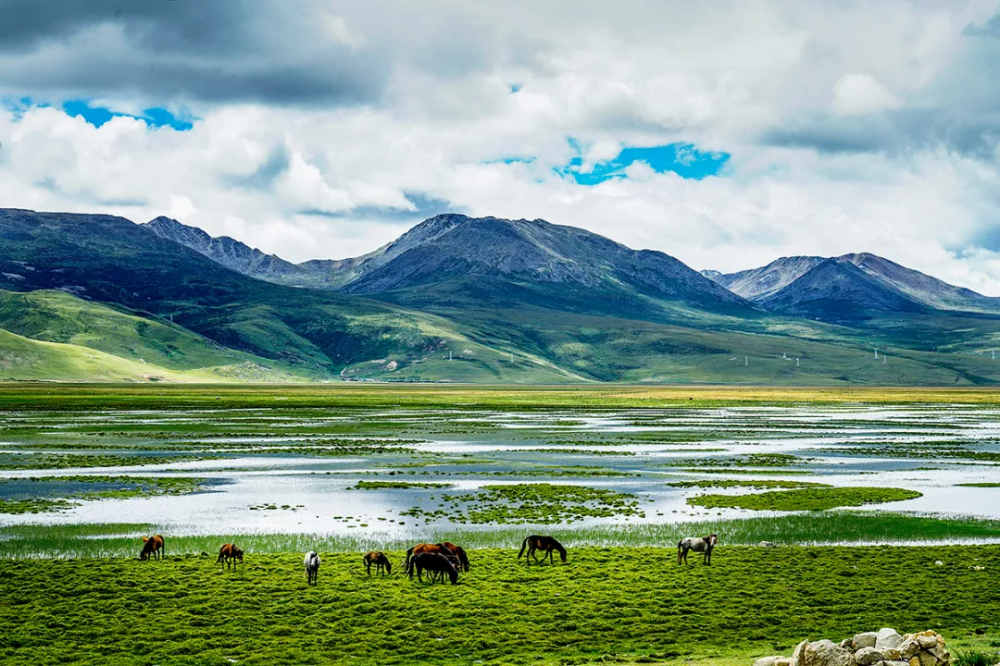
(1, 404), (999, 541)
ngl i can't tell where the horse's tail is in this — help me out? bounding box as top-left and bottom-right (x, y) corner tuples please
(403, 547), (414, 573)
(518, 537), (529, 559)
(677, 540), (684, 564)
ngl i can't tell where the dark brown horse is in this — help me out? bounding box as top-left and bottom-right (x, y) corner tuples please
(140, 534), (164, 561)
(518, 535), (566, 565)
(217, 543), (244, 570)
(364, 551), (392, 576)
(440, 542), (470, 573)
(403, 543), (458, 574)
(677, 534), (718, 565)
(409, 552), (458, 584)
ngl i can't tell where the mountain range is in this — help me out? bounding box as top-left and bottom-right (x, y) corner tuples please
(3, 207), (1000, 384)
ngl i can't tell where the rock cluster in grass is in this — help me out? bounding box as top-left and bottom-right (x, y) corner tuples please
(754, 629), (950, 666)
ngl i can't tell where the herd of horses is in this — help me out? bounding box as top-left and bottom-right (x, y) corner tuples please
(138, 533), (720, 584)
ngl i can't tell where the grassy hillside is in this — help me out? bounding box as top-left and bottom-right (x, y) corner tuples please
(0, 329), (294, 382)
(0, 290), (291, 372)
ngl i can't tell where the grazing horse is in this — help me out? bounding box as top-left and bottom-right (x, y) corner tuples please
(678, 534), (718, 565)
(518, 535), (567, 565)
(441, 542), (470, 573)
(217, 543), (244, 570)
(403, 543), (458, 574)
(140, 534), (164, 561)
(304, 551), (321, 585)
(409, 552), (458, 584)
(364, 551), (392, 576)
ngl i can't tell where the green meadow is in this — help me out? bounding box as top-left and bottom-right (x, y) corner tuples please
(1, 546), (998, 665)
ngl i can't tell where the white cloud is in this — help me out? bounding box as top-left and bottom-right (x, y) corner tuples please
(832, 74), (904, 116)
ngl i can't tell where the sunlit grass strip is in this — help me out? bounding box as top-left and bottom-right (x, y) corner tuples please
(688, 487), (923, 511)
(2, 512), (998, 559)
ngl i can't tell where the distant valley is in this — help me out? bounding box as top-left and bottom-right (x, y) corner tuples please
(3, 208), (1000, 384)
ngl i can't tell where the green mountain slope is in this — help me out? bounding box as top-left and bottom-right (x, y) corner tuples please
(0, 209), (572, 381)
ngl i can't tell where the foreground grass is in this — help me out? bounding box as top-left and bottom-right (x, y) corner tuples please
(0, 546), (997, 665)
(3, 513), (1000, 559)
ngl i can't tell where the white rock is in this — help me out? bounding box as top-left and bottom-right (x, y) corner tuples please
(899, 639), (920, 659)
(803, 639), (855, 666)
(854, 633), (878, 650)
(917, 635), (939, 650)
(792, 640), (811, 666)
(856, 647), (884, 665)
(876, 629), (904, 650)
(755, 656), (782, 666)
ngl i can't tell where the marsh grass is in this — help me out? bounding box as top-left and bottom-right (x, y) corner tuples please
(3, 512), (999, 559)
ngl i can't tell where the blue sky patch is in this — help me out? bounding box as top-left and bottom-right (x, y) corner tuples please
(61, 99), (195, 131)
(557, 140), (729, 184)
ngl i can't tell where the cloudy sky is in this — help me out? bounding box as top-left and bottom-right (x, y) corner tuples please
(3, 1), (1000, 292)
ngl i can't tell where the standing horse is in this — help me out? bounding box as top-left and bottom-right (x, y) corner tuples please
(409, 552), (458, 584)
(304, 551), (321, 585)
(403, 543), (458, 574)
(140, 535), (164, 561)
(441, 542), (470, 572)
(364, 551), (392, 576)
(518, 535), (567, 565)
(217, 543), (244, 570)
(677, 534), (718, 565)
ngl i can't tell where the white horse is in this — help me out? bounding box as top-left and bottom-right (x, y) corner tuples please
(677, 534), (718, 565)
(304, 551), (321, 585)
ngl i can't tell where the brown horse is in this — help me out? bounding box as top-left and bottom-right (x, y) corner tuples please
(364, 551), (392, 576)
(440, 542), (470, 572)
(677, 534), (718, 565)
(217, 543), (244, 570)
(409, 552), (458, 584)
(403, 543), (458, 574)
(518, 535), (566, 565)
(140, 534), (164, 561)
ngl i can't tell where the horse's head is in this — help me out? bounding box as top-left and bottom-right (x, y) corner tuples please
(384, 559), (392, 574)
(448, 568), (459, 584)
(706, 534), (718, 546)
(234, 547), (244, 563)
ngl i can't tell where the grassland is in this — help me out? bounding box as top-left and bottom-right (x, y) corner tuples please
(0, 546), (997, 665)
(3, 383), (1000, 411)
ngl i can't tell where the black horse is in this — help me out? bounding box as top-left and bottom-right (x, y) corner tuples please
(518, 535), (567, 565)
(409, 552), (458, 584)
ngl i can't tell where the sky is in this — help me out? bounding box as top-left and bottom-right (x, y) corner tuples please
(3, 1), (1000, 293)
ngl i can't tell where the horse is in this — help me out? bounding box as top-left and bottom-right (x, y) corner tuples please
(518, 535), (567, 565)
(409, 552), (458, 584)
(217, 543), (244, 570)
(364, 551), (392, 576)
(140, 534), (164, 561)
(441, 542), (470, 573)
(403, 543), (458, 574)
(304, 551), (321, 585)
(677, 534), (718, 565)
